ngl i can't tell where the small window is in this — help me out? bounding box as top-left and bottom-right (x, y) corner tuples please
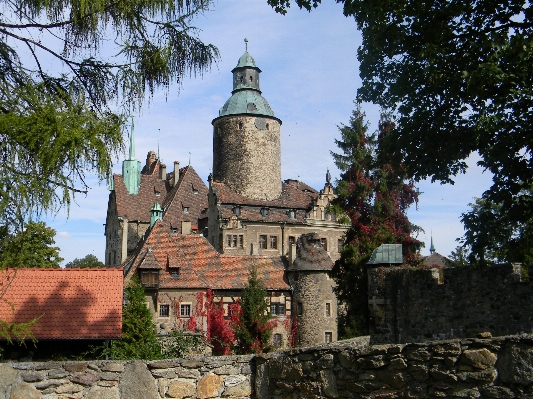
(226, 234), (232, 247)
(183, 207), (189, 214)
(273, 333), (282, 347)
(238, 235), (244, 248)
(261, 208), (269, 217)
(288, 236), (295, 246)
(325, 332), (333, 343)
(172, 228), (178, 234)
(319, 238), (327, 251)
(270, 236), (278, 249)
(249, 76), (253, 82)
(266, 123), (269, 130)
(232, 235), (238, 248)
(170, 269), (180, 279)
(325, 303), (331, 317)
(155, 191), (160, 197)
(338, 239), (343, 252)
(238, 122), (243, 130)
(233, 206), (241, 216)
(288, 209), (295, 219)
(270, 303), (285, 316)
(259, 235), (267, 249)
(297, 302), (303, 316)
(180, 304), (191, 317)
(159, 304), (170, 317)
(193, 188), (199, 195)
(240, 75), (244, 83)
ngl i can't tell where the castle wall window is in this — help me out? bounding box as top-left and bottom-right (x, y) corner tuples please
(159, 304), (170, 317)
(319, 238), (327, 251)
(273, 333), (282, 347)
(180, 304), (191, 317)
(270, 235), (278, 249)
(261, 207), (269, 217)
(297, 302), (303, 316)
(183, 206), (189, 214)
(227, 234), (244, 248)
(238, 122), (243, 130)
(325, 332), (333, 343)
(325, 303), (331, 317)
(259, 235), (267, 249)
(233, 206), (241, 216)
(288, 236), (295, 247)
(270, 303), (285, 316)
(338, 239), (343, 252)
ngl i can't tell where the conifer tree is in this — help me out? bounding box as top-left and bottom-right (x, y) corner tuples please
(330, 107), (421, 337)
(233, 267), (276, 354)
(109, 277), (160, 360)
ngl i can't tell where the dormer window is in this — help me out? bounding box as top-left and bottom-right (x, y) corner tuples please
(155, 191), (160, 197)
(193, 187), (199, 194)
(183, 206), (189, 214)
(261, 207), (269, 217)
(233, 206), (241, 216)
(170, 269), (180, 279)
(287, 209), (296, 219)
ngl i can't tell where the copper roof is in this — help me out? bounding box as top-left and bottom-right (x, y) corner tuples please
(211, 179), (318, 209)
(0, 268), (123, 340)
(126, 222), (289, 291)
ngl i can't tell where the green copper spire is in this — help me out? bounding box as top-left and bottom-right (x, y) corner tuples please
(429, 235), (436, 254)
(218, 40), (277, 119)
(122, 118), (141, 194)
(150, 202), (163, 227)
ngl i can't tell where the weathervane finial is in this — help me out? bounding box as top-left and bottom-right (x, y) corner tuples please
(244, 38), (248, 52)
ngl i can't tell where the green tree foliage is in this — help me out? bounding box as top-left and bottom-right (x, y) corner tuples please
(0, 221), (63, 268)
(233, 267), (276, 354)
(268, 0), (533, 264)
(0, 0), (218, 232)
(108, 277), (160, 360)
(65, 254), (104, 268)
(459, 196), (533, 265)
(449, 245), (470, 267)
(330, 107), (421, 337)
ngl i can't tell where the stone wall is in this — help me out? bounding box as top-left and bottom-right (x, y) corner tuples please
(368, 263), (533, 344)
(3, 335), (533, 398)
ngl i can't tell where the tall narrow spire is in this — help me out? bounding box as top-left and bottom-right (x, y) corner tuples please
(128, 117), (135, 160)
(429, 234), (436, 254)
(244, 38), (248, 52)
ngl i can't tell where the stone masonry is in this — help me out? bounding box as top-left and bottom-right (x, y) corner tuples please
(368, 263), (533, 344)
(212, 115), (282, 201)
(4, 335), (533, 398)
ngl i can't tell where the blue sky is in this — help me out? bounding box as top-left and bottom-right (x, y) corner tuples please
(39, 0), (493, 264)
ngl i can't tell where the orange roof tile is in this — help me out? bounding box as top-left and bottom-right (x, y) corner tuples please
(126, 222), (289, 291)
(0, 268), (123, 339)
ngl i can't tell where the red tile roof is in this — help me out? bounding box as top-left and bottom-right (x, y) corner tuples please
(0, 268), (123, 340)
(113, 165), (208, 234)
(211, 179), (318, 209)
(126, 222), (289, 291)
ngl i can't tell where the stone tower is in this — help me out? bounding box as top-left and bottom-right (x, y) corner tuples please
(288, 233), (338, 346)
(212, 40), (283, 201)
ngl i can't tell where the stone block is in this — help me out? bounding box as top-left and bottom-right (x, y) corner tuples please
(479, 386), (515, 399)
(119, 361), (158, 399)
(86, 386), (120, 399)
(101, 363), (124, 373)
(497, 343), (533, 385)
(64, 363), (87, 373)
(21, 371), (44, 382)
(48, 369), (69, 379)
(459, 348), (497, 370)
(167, 380), (196, 399)
(223, 375), (252, 397)
(70, 372), (100, 386)
(9, 382), (40, 399)
(197, 374), (223, 399)
(320, 369), (339, 398)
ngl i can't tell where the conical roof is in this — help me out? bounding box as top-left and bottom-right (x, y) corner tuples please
(232, 51), (260, 71)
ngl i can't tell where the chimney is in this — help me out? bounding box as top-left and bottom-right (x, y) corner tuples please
(173, 161), (180, 186)
(146, 151), (157, 169)
(289, 243), (297, 264)
(160, 164), (167, 180)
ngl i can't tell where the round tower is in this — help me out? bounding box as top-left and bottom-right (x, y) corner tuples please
(288, 233), (338, 347)
(212, 40), (282, 200)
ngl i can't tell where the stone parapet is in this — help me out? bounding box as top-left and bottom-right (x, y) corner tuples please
(3, 334), (533, 398)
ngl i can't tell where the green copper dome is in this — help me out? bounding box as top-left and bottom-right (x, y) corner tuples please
(219, 90), (274, 117)
(233, 51), (260, 71)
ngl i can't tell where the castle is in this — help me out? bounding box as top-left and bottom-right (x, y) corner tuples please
(105, 44), (348, 348)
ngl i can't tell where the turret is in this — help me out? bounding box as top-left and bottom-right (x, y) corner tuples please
(122, 118), (141, 194)
(212, 39), (282, 201)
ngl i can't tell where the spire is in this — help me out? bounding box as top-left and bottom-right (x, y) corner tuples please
(128, 117), (135, 160)
(245, 37), (248, 52)
(326, 169), (331, 185)
(429, 235), (436, 254)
